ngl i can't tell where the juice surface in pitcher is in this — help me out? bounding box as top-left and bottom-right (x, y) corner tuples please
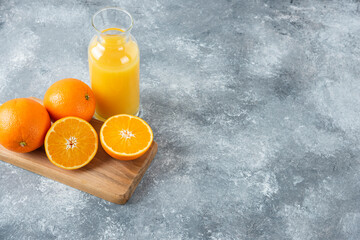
(88, 28), (140, 120)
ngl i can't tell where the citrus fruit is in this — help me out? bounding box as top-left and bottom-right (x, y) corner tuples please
(0, 98), (51, 153)
(44, 78), (96, 122)
(100, 114), (153, 160)
(44, 116), (98, 170)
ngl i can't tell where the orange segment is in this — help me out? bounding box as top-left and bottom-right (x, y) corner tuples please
(100, 114), (153, 160)
(44, 117), (98, 170)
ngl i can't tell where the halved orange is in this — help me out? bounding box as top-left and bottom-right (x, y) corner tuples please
(44, 117), (98, 170)
(100, 114), (153, 160)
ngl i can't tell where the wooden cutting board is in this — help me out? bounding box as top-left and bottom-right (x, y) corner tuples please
(0, 98), (158, 204)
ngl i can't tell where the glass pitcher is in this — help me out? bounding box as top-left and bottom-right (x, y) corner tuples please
(89, 7), (140, 120)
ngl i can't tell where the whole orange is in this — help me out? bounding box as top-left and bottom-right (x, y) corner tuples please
(0, 98), (51, 153)
(44, 78), (96, 122)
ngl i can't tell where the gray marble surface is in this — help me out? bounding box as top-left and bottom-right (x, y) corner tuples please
(1, 0), (360, 239)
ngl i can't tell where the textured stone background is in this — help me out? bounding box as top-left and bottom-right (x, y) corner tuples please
(1, 0), (360, 239)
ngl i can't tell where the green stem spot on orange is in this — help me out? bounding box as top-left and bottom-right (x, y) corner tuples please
(85, 94), (90, 100)
(19, 141), (27, 147)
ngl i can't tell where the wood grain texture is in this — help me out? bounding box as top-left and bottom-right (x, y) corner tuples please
(0, 98), (158, 204)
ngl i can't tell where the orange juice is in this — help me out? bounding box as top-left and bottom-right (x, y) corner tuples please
(88, 28), (140, 120)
